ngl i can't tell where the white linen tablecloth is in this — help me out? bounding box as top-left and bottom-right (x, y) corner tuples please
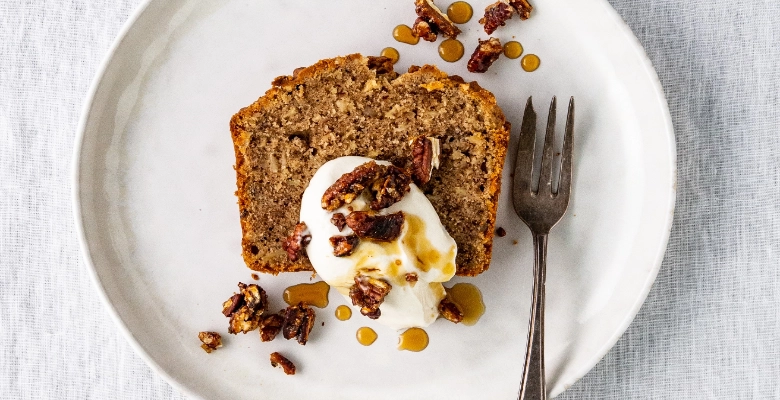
(1, 0), (778, 398)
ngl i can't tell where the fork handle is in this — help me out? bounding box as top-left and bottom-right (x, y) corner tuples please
(518, 233), (547, 400)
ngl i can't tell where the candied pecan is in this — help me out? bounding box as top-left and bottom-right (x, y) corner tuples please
(438, 297), (464, 323)
(410, 136), (441, 186)
(345, 211), (404, 242)
(329, 235), (360, 257)
(467, 37), (503, 73)
(508, 0), (533, 19)
(282, 222), (311, 261)
(270, 352), (296, 375)
(405, 272), (419, 283)
(198, 331), (223, 353)
(349, 275), (392, 319)
(259, 313), (284, 342)
(330, 213), (347, 231)
(414, 0), (461, 39)
(412, 17), (438, 42)
(281, 303), (316, 345)
(225, 283), (267, 334)
(479, 1), (515, 34)
(321, 161), (411, 211)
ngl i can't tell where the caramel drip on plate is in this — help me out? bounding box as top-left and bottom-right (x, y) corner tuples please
(438, 39), (465, 63)
(283, 281), (330, 308)
(393, 25), (420, 45)
(380, 47), (400, 64)
(335, 305), (352, 321)
(503, 41), (523, 59)
(521, 54), (541, 72)
(446, 1), (473, 24)
(356, 327), (378, 346)
(398, 327), (429, 352)
(445, 283), (485, 326)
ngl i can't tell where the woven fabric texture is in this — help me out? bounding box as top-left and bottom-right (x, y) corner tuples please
(1, 0), (778, 398)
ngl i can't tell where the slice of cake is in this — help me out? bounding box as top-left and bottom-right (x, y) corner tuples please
(230, 54), (510, 276)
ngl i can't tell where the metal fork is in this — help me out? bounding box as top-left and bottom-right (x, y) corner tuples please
(513, 96), (574, 400)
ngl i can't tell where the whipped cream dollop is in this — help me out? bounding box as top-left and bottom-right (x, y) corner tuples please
(300, 156), (457, 330)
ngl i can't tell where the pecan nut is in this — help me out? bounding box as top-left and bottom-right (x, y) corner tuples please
(414, 0), (461, 39)
(281, 303), (316, 345)
(321, 161), (411, 211)
(479, 1), (515, 34)
(259, 313), (284, 342)
(282, 222), (311, 261)
(467, 37), (503, 73)
(224, 283), (268, 334)
(412, 17), (438, 42)
(438, 297), (464, 323)
(410, 136), (441, 186)
(349, 275), (392, 319)
(198, 331), (223, 353)
(509, 0), (533, 19)
(345, 211), (405, 242)
(405, 272), (419, 283)
(270, 352), (296, 375)
(329, 234), (360, 257)
(330, 213), (347, 231)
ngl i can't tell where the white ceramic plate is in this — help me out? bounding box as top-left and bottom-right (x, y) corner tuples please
(73, 0), (675, 398)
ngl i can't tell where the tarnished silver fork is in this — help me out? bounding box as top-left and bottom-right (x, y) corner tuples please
(513, 97), (574, 400)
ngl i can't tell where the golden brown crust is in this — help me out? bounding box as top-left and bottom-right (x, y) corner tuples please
(230, 54), (509, 276)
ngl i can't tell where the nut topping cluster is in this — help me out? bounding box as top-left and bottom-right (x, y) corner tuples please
(438, 297), (465, 323)
(198, 331), (223, 353)
(321, 161), (411, 212)
(329, 234), (360, 257)
(412, 17), (438, 42)
(410, 136), (441, 186)
(480, 0), (533, 34)
(345, 211), (405, 242)
(282, 222), (311, 261)
(330, 213), (347, 231)
(270, 352), (296, 375)
(281, 302), (316, 345)
(414, 0), (461, 40)
(222, 283), (268, 334)
(349, 275), (393, 319)
(259, 313), (284, 342)
(467, 37), (503, 73)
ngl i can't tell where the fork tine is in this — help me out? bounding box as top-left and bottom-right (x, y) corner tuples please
(557, 97), (574, 199)
(538, 97), (557, 195)
(513, 97), (537, 194)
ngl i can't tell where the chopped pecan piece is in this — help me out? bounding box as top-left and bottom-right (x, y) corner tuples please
(414, 0), (461, 39)
(479, 1), (515, 34)
(270, 352), (296, 375)
(349, 275), (392, 319)
(508, 0), (533, 19)
(329, 234), (360, 257)
(496, 227), (507, 237)
(438, 297), (464, 323)
(345, 211), (405, 242)
(412, 17), (438, 42)
(282, 222), (311, 262)
(281, 303), (316, 345)
(467, 37), (503, 73)
(224, 283), (268, 334)
(410, 136), (441, 186)
(321, 161), (411, 211)
(405, 272), (419, 283)
(330, 213), (347, 231)
(259, 313), (284, 342)
(198, 331), (223, 353)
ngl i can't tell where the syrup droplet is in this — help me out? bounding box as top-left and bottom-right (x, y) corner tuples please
(356, 327), (378, 346)
(521, 54), (541, 72)
(398, 327), (429, 352)
(446, 283), (485, 326)
(503, 41), (523, 59)
(283, 281), (330, 308)
(393, 24), (420, 45)
(438, 39), (464, 63)
(335, 305), (352, 321)
(447, 1), (473, 24)
(380, 47), (400, 64)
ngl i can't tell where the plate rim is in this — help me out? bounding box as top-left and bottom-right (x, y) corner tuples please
(71, 0), (677, 398)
